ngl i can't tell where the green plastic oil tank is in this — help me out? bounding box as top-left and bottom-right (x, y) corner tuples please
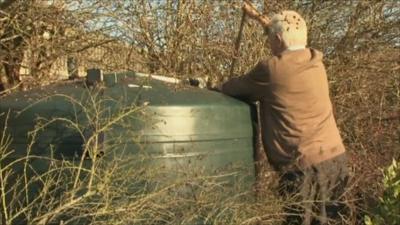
(0, 71), (255, 203)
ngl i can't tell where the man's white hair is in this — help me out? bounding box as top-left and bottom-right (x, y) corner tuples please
(268, 10), (308, 47)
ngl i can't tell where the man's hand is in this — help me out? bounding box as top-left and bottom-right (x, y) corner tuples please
(242, 0), (270, 28)
(188, 77), (208, 89)
(210, 82), (223, 92)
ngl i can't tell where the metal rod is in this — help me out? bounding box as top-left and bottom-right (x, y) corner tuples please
(229, 11), (247, 78)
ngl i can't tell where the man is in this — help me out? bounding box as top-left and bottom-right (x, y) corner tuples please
(221, 10), (349, 225)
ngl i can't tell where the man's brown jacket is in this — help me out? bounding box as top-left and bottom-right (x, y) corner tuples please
(222, 48), (345, 168)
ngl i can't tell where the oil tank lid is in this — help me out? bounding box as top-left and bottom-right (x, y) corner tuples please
(86, 68), (104, 85)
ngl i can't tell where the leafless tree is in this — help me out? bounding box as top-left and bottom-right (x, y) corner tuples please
(0, 1), (399, 223)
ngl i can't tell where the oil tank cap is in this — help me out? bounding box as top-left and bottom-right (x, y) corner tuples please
(86, 68), (103, 85)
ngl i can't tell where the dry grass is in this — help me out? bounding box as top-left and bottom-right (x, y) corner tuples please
(0, 1), (399, 224)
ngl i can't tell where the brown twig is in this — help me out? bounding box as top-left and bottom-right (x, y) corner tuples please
(229, 11), (247, 78)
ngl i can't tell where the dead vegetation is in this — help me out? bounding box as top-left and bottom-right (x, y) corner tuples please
(0, 0), (399, 224)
